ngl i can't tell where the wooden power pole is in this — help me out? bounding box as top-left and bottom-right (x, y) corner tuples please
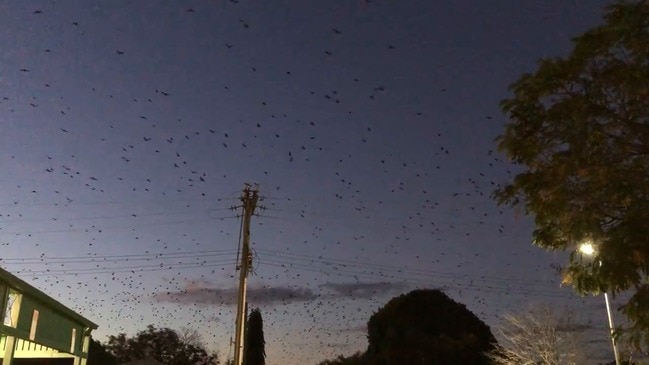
(233, 185), (258, 365)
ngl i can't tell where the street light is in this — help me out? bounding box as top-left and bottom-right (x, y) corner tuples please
(579, 241), (621, 365)
(579, 242), (596, 256)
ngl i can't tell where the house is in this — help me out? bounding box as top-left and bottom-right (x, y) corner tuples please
(0, 266), (98, 365)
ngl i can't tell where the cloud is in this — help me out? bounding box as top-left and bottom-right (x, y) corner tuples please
(153, 281), (317, 306)
(154, 280), (406, 307)
(320, 281), (407, 299)
(248, 285), (318, 304)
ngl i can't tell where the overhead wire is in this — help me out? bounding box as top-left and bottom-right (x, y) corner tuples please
(0, 214), (240, 236)
(1, 245), (572, 300)
(0, 194), (241, 208)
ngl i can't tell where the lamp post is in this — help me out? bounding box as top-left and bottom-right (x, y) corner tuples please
(579, 242), (621, 365)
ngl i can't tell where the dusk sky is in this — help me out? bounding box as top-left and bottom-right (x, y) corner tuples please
(0, 1), (623, 364)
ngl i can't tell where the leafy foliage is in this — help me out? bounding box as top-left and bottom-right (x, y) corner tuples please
(494, 0), (649, 349)
(316, 352), (365, 365)
(105, 324), (218, 365)
(315, 289), (496, 365)
(88, 338), (118, 365)
(365, 289), (496, 365)
(245, 308), (266, 365)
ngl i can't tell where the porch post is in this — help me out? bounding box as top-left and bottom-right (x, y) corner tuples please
(2, 335), (16, 365)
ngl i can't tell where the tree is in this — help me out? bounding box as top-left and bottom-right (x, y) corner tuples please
(179, 327), (205, 348)
(87, 338), (117, 365)
(105, 325), (218, 365)
(493, 0), (649, 349)
(486, 306), (588, 365)
(316, 352), (365, 365)
(245, 308), (266, 365)
(365, 289), (496, 365)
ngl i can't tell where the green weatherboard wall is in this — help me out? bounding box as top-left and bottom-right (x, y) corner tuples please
(0, 266), (97, 356)
(16, 296), (85, 354)
(0, 283), (6, 322)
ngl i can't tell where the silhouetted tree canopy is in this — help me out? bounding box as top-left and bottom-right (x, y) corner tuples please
(493, 0), (649, 349)
(88, 338), (117, 365)
(365, 289), (496, 365)
(316, 352), (365, 365)
(245, 308), (266, 365)
(316, 289), (496, 365)
(105, 324), (218, 365)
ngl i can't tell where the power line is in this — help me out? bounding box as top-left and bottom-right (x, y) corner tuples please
(0, 214), (240, 236)
(11, 260), (237, 277)
(0, 250), (239, 265)
(0, 207), (236, 225)
(1, 246), (556, 291)
(0, 246), (566, 298)
(254, 248), (557, 288)
(0, 195), (241, 208)
(259, 260), (570, 299)
(0, 249), (238, 262)
(0, 244), (574, 301)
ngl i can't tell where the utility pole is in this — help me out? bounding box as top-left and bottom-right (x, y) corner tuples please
(233, 184), (258, 365)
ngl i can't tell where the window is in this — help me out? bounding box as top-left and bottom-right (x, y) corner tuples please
(3, 289), (20, 327)
(29, 310), (39, 341)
